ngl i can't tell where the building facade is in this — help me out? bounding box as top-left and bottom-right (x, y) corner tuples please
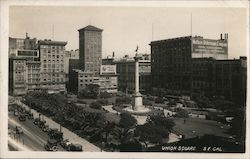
(9, 34), (40, 96)
(115, 58), (151, 93)
(68, 69), (99, 94)
(99, 65), (118, 93)
(78, 25), (103, 74)
(64, 49), (79, 74)
(9, 58), (27, 95)
(191, 57), (215, 97)
(150, 35), (228, 95)
(38, 40), (67, 93)
(214, 57), (247, 105)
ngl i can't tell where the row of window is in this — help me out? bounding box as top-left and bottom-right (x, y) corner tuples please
(43, 78), (64, 82)
(40, 45), (64, 50)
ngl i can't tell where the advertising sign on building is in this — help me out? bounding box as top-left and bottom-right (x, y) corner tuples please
(100, 65), (116, 74)
(192, 38), (228, 59)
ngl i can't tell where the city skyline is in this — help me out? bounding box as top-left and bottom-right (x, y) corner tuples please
(10, 6), (247, 59)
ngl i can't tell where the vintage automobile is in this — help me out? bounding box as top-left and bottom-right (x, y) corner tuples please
(18, 114), (26, 121)
(44, 139), (58, 151)
(48, 128), (63, 142)
(67, 143), (83, 151)
(42, 124), (50, 132)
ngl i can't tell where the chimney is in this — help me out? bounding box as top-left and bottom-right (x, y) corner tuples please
(112, 52), (115, 58)
(220, 33), (223, 40)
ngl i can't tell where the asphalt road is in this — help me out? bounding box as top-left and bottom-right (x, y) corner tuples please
(8, 112), (64, 151)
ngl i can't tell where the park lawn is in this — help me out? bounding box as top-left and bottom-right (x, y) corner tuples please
(173, 117), (231, 139)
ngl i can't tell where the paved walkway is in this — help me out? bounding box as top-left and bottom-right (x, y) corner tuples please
(15, 100), (101, 152)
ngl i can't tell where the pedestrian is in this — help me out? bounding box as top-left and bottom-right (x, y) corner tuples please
(183, 118), (186, 124)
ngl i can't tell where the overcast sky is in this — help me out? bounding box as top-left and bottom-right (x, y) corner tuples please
(9, 6), (247, 58)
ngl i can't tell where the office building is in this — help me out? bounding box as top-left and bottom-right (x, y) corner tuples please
(150, 35), (228, 94)
(78, 25), (103, 74)
(38, 39), (67, 93)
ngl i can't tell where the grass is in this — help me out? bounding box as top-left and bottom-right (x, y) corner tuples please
(173, 117), (231, 139)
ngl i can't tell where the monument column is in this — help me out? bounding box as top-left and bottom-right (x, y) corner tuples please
(135, 56), (140, 94)
(133, 55), (143, 111)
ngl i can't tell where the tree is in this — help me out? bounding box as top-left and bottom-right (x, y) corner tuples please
(195, 96), (211, 109)
(99, 91), (111, 99)
(78, 84), (100, 99)
(155, 97), (164, 104)
(119, 112), (137, 129)
(135, 116), (175, 147)
(135, 122), (167, 146)
(90, 101), (102, 109)
(115, 97), (132, 105)
(175, 108), (189, 118)
(97, 99), (109, 106)
(150, 116), (175, 131)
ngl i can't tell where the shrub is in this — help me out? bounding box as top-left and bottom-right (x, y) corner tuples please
(90, 101), (102, 109)
(97, 99), (109, 105)
(155, 97), (164, 104)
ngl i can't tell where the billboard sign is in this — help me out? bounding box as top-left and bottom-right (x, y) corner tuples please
(100, 65), (116, 74)
(192, 38), (228, 59)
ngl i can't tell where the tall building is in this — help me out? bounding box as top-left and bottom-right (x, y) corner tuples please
(38, 39), (67, 93)
(150, 35), (228, 94)
(78, 25), (103, 74)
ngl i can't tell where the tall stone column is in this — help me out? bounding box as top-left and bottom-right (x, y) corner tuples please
(133, 56), (143, 111)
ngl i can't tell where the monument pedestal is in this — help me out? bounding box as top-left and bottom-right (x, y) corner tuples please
(132, 92), (143, 111)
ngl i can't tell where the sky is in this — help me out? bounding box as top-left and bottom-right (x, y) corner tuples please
(9, 5), (248, 59)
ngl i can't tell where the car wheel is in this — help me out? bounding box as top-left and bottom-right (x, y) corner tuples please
(52, 146), (57, 151)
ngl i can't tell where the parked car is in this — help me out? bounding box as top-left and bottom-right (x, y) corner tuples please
(48, 128), (63, 142)
(44, 139), (58, 151)
(18, 114), (26, 121)
(27, 112), (34, 119)
(42, 124), (50, 132)
(60, 139), (71, 149)
(67, 143), (83, 151)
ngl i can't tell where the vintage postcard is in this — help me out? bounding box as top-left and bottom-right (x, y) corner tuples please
(0, 0), (249, 158)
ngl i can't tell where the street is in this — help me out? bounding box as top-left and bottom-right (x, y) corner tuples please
(10, 99), (101, 152)
(8, 110), (64, 151)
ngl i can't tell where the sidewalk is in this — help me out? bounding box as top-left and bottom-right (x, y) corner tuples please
(15, 100), (101, 152)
